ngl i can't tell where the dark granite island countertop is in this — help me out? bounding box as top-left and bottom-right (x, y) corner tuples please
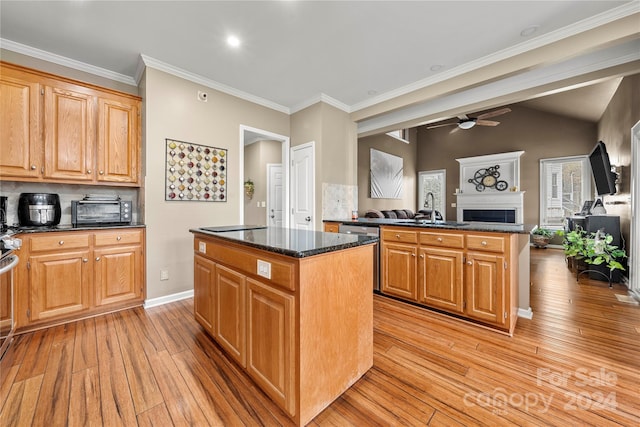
(323, 218), (535, 234)
(190, 226), (378, 258)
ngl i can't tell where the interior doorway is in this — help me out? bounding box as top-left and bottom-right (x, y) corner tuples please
(267, 163), (284, 227)
(630, 120), (639, 297)
(239, 125), (290, 227)
(291, 141), (315, 230)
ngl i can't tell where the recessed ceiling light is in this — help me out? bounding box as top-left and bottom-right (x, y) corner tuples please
(367, 89), (377, 96)
(430, 64), (443, 71)
(227, 35), (241, 48)
(520, 25), (539, 37)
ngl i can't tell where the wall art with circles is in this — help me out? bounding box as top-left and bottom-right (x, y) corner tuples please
(165, 138), (228, 202)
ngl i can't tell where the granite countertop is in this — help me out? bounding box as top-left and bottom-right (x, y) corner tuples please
(324, 218), (534, 234)
(12, 223), (146, 234)
(191, 226), (379, 258)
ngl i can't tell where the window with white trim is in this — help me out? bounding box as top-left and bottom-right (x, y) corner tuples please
(539, 156), (591, 228)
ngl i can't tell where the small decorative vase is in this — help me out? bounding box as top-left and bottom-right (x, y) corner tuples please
(532, 235), (550, 248)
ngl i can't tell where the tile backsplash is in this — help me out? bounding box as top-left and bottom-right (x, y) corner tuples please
(322, 183), (357, 220)
(0, 181), (140, 226)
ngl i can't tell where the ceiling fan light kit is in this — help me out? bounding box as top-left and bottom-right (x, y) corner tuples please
(427, 107), (512, 130)
(458, 120), (476, 130)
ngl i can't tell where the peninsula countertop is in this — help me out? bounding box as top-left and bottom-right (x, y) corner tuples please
(324, 218), (535, 234)
(190, 225), (379, 258)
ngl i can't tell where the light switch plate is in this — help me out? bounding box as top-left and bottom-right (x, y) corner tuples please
(257, 260), (271, 279)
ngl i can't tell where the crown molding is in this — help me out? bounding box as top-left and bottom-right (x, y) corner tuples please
(290, 93), (351, 114)
(0, 38), (137, 86)
(139, 54), (290, 114)
(351, 2), (640, 114)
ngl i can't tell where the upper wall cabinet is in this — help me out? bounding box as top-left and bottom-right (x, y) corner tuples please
(0, 62), (142, 186)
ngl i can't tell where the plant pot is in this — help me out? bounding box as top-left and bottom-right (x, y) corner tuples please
(532, 235), (550, 248)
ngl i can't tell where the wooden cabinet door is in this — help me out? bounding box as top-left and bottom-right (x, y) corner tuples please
(0, 71), (42, 178)
(465, 252), (506, 326)
(43, 85), (95, 181)
(215, 264), (246, 367)
(194, 254), (215, 333)
(94, 245), (142, 306)
(0, 272), (11, 334)
(246, 278), (295, 415)
(381, 242), (417, 300)
(97, 97), (139, 184)
(418, 247), (464, 314)
(323, 222), (340, 233)
(30, 250), (91, 321)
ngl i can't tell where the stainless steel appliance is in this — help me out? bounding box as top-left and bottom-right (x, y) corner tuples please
(338, 223), (380, 291)
(18, 193), (61, 226)
(0, 196), (7, 229)
(71, 195), (132, 226)
(0, 230), (21, 360)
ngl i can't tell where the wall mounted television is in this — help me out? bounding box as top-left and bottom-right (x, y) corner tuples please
(589, 141), (617, 196)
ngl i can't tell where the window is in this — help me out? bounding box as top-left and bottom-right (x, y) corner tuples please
(418, 169), (446, 220)
(539, 156), (591, 228)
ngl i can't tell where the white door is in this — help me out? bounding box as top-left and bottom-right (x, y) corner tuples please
(267, 163), (283, 227)
(291, 142), (315, 230)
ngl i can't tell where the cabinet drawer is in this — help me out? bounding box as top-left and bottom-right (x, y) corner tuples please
(382, 228), (418, 244)
(420, 232), (464, 249)
(94, 229), (143, 247)
(29, 233), (90, 252)
(466, 234), (506, 253)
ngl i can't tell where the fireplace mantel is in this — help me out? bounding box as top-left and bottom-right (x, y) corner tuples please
(456, 191), (526, 223)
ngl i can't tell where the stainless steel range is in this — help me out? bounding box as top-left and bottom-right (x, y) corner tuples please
(338, 223), (380, 292)
(0, 229), (21, 360)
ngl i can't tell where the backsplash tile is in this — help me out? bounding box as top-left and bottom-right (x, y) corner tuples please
(322, 183), (357, 220)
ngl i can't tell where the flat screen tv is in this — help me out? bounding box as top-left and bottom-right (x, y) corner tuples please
(589, 141), (617, 196)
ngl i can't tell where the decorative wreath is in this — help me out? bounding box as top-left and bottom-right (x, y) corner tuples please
(468, 165), (508, 192)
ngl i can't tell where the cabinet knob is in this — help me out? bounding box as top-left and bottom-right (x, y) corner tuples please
(99, 170), (104, 175)
(87, 169), (92, 174)
(31, 165), (37, 170)
(58, 240), (64, 245)
(396, 234), (400, 239)
(467, 261), (473, 265)
(412, 253), (416, 257)
(95, 257), (101, 261)
(116, 236), (122, 241)
(419, 254), (424, 259)
(437, 237), (443, 242)
(83, 258), (88, 263)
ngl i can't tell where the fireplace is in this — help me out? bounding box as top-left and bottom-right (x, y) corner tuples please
(463, 209), (516, 223)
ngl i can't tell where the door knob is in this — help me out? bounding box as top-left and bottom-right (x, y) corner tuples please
(305, 216), (311, 221)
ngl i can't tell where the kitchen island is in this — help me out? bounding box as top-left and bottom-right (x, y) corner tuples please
(190, 226), (377, 426)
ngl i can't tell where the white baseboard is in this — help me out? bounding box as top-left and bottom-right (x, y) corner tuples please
(518, 307), (533, 319)
(144, 290), (194, 309)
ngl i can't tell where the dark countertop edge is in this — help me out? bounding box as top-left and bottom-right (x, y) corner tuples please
(190, 228), (379, 259)
(13, 223), (146, 234)
(323, 218), (534, 234)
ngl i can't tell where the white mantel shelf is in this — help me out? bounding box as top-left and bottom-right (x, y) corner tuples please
(456, 191), (526, 224)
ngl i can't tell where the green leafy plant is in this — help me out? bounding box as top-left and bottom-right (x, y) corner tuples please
(561, 228), (626, 272)
(244, 179), (255, 199)
(532, 227), (556, 238)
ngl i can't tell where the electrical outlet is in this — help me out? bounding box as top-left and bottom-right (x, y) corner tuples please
(261, 201), (266, 207)
(451, 203), (457, 207)
(199, 242), (206, 253)
(160, 269), (169, 281)
(257, 260), (271, 279)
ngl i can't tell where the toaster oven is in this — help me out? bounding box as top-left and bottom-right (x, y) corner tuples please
(71, 199), (132, 226)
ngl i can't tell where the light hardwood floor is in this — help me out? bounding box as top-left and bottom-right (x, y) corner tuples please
(1, 248), (639, 426)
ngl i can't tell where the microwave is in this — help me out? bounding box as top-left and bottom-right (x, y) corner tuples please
(71, 200), (132, 226)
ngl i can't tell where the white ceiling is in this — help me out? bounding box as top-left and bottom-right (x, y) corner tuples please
(0, 1), (637, 127)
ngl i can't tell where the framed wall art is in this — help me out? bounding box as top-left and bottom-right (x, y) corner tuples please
(165, 138), (228, 202)
(370, 148), (403, 199)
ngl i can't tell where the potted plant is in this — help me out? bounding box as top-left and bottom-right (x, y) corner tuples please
(244, 179), (255, 199)
(561, 228), (626, 274)
(531, 227), (556, 248)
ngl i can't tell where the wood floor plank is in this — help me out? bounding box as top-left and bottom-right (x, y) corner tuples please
(31, 339), (74, 426)
(137, 403), (174, 427)
(68, 367), (102, 427)
(14, 328), (54, 381)
(72, 317), (98, 373)
(144, 304), (188, 355)
(0, 374), (43, 427)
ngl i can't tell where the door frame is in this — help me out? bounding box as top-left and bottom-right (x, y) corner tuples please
(630, 120), (639, 297)
(239, 125), (290, 228)
(290, 141), (316, 230)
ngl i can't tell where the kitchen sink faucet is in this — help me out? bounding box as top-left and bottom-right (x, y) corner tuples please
(424, 192), (436, 224)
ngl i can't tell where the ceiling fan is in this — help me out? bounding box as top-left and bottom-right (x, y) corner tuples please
(426, 107), (512, 130)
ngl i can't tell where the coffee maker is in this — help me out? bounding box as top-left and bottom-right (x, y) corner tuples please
(18, 193), (61, 227)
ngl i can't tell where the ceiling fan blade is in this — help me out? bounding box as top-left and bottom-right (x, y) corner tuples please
(476, 119), (500, 126)
(458, 114), (470, 120)
(476, 107), (511, 120)
(426, 122), (458, 129)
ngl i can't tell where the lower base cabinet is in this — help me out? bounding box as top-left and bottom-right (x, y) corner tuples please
(15, 228), (145, 330)
(192, 233), (373, 426)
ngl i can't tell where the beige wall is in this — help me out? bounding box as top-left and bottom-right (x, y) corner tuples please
(357, 129), (418, 215)
(243, 140), (282, 225)
(597, 74), (640, 256)
(415, 106), (597, 225)
(291, 102), (358, 227)
(143, 67), (289, 299)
